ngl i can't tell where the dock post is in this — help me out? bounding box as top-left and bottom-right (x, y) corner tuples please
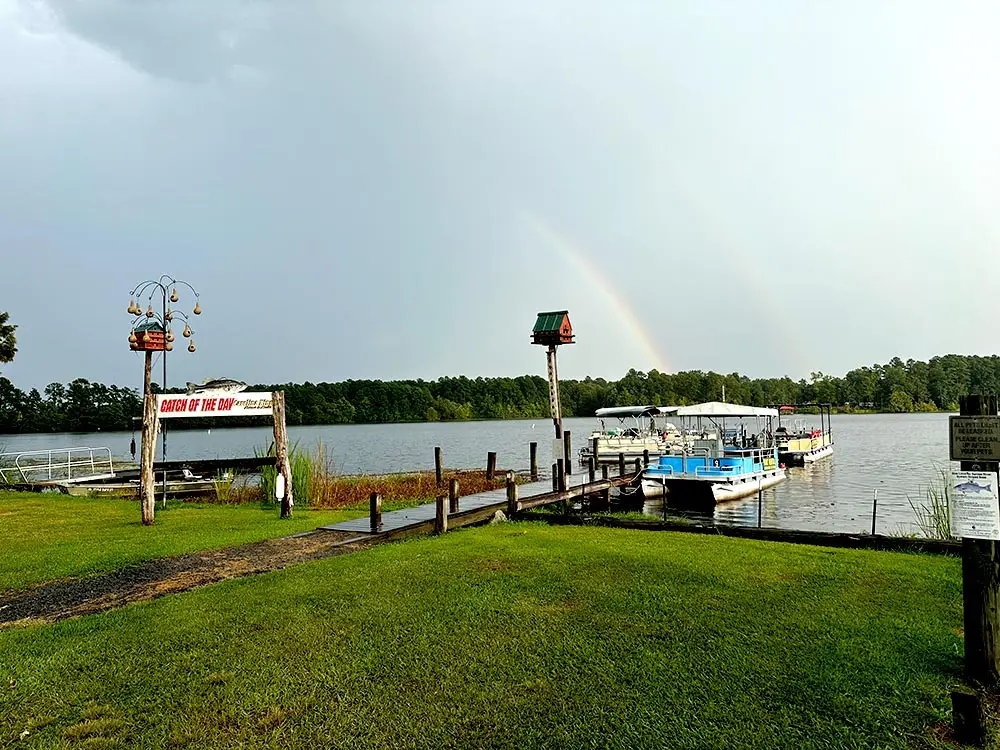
(601, 464), (609, 480)
(530, 442), (538, 481)
(506, 472), (518, 517)
(435, 494), (448, 534)
(557, 458), (566, 492)
(551, 464), (558, 492)
(618, 452), (626, 477)
(592, 436), (600, 466)
(449, 478), (460, 514)
(588, 456), (596, 483)
(643, 449), (650, 467)
(370, 492), (382, 532)
(486, 452), (497, 481)
(757, 480), (763, 528)
(563, 431), (572, 475)
(634, 458), (641, 474)
(434, 446), (443, 487)
(871, 489), (878, 536)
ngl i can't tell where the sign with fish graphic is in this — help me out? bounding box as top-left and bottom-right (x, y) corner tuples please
(951, 470), (1000, 540)
(155, 391), (274, 419)
(950, 416), (1000, 461)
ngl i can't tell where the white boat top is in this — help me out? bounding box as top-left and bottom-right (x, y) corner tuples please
(594, 405), (668, 419)
(660, 401), (779, 418)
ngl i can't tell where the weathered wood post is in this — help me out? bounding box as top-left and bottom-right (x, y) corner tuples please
(643, 449), (650, 467)
(557, 458), (566, 492)
(592, 436), (599, 466)
(601, 464), (609, 480)
(139, 353), (160, 525)
(486, 452), (497, 481)
(563, 431), (572, 475)
(601, 464), (610, 508)
(551, 463), (558, 492)
(435, 494), (448, 534)
(449, 478), (460, 514)
(956, 395), (1000, 690)
(618, 452), (626, 477)
(634, 458), (641, 474)
(530, 441), (538, 481)
(506, 471), (518, 517)
(588, 456), (596, 483)
(272, 391), (293, 518)
(434, 446), (443, 486)
(369, 492), (382, 532)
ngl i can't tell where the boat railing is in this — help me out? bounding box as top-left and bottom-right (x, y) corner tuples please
(0, 447), (116, 485)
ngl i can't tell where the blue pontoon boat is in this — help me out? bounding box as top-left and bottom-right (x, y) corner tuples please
(641, 402), (786, 505)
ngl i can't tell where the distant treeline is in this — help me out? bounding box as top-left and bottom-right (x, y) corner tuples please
(0, 354), (994, 434)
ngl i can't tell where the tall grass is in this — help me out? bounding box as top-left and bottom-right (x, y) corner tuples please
(907, 467), (954, 540)
(254, 441), (315, 508)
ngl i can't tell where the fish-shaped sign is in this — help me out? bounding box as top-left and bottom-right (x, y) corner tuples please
(185, 378), (248, 395)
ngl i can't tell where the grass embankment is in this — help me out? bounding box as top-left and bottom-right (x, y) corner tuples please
(0, 524), (963, 749)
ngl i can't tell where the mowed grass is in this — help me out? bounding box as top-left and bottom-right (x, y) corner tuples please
(0, 524), (963, 749)
(0, 490), (382, 592)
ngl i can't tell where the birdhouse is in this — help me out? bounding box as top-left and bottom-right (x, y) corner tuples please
(531, 310), (574, 346)
(130, 320), (167, 352)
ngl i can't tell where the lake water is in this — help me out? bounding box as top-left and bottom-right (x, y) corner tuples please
(0, 413), (956, 535)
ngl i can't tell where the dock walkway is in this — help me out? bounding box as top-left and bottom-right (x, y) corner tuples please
(321, 471), (633, 535)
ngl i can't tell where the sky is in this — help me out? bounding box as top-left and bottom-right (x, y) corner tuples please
(2, 0), (1000, 392)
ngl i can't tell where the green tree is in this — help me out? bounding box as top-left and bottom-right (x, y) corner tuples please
(0, 312), (15, 364)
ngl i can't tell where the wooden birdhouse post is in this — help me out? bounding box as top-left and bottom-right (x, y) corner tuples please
(531, 310), (575, 440)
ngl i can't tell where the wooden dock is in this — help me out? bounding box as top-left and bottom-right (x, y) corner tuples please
(320, 470), (642, 536)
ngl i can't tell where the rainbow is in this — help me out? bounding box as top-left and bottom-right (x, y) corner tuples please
(523, 213), (670, 373)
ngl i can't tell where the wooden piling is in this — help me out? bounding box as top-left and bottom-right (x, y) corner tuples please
(434, 446), (443, 486)
(602, 464), (609, 480)
(551, 463), (559, 492)
(588, 456), (596, 483)
(370, 492), (382, 532)
(592, 436), (599, 466)
(618, 452), (626, 477)
(952, 686), (985, 746)
(643, 449), (650, 467)
(634, 458), (641, 474)
(959, 394), (1000, 689)
(139, 375), (159, 526)
(272, 391), (293, 518)
(449, 478), (460, 513)
(563, 431), (572, 475)
(435, 494), (448, 534)
(506, 472), (518, 517)
(557, 458), (566, 492)
(530, 441), (538, 481)
(486, 451), (497, 481)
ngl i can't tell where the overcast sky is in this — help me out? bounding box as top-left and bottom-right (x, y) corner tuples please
(2, 0), (999, 392)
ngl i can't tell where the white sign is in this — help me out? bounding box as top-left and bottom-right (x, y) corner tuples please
(552, 438), (564, 462)
(155, 391), (274, 419)
(951, 470), (1000, 540)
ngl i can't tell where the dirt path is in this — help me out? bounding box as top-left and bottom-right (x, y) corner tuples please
(0, 530), (372, 628)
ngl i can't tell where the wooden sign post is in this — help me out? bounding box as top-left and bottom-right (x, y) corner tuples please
(145, 390), (287, 523)
(949, 395), (1000, 744)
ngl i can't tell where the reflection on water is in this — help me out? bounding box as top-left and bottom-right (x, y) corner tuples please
(2, 412), (954, 534)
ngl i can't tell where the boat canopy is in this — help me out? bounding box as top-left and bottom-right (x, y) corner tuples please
(594, 405), (666, 419)
(661, 401), (779, 418)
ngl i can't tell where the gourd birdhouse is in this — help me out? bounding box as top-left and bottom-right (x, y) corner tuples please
(130, 320), (167, 352)
(531, 310), (574, 346)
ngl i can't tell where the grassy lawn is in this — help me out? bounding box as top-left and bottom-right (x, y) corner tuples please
(0, 523), (963, 749)
(0, 490), (391, 592)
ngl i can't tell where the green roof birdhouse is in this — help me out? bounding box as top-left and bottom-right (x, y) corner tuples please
(531, 310), (574, 346)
